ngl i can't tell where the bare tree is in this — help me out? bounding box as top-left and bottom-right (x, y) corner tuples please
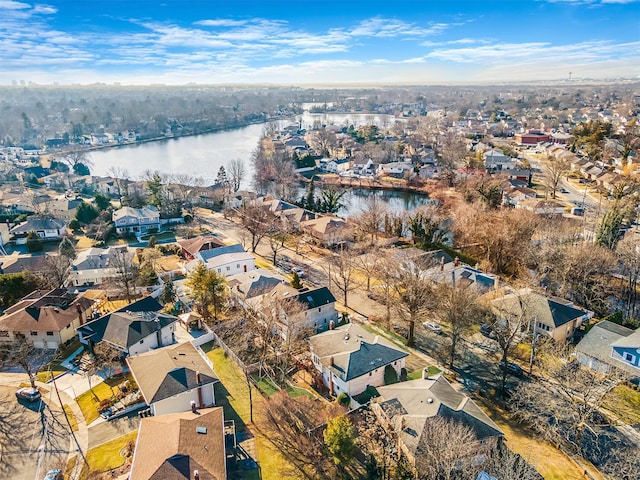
(511, 344), (625, 459)
(227, 158), (246, 193)
(266, 218), (289, 266)
(325, 247), (359, 309)
(106, 166), (130, 204)
(437, 130), (467, 185)
(617, 235), (640, 322)
(238, 204), (276, 253)
(108, 246), (138, 302)
(374, 253), (399, 329)
(542, 154), (571, 199)
(433, 282), (484, 369)
(353, 196), (387, 245)
(0, 341), (45, 389)
(41, 253), (72, 289)
(392, 256), (435, 346)
(354, 246), (381, 291)
(92, 342), (123, 379)
(414, 416), (478, 480)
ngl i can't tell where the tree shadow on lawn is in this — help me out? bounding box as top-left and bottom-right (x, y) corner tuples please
(214, 381), (251, 437)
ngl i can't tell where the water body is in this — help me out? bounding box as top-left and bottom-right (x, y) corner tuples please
(90, 122), (268, 189)
(337, 188), (430, 217)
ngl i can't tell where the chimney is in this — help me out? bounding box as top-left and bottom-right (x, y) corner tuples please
(454, 256), (460, 267)
(196, 371), (203, 408)
(76, 303), (84, 326)
(329, 356), (334, 366)
(155, 317), (162, 348)
(494, 275), (499, 290)
(422, 367), (429, 379)
(194, 470), (200, 480)
(329, 320), (335, 330)
(451, 270), (456, 285)
(191, 400), (197, 413)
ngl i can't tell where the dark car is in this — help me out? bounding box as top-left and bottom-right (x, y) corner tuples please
(480, 324), (497, 339)
(499, 361), (523, 376)
(15, 387), (41, 403)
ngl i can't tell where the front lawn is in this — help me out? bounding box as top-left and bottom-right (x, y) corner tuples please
(83, 430), (137, 477)
(63, 404), (79, 431)
(603, 384), (640, 425)
(75, 374), (132, 424)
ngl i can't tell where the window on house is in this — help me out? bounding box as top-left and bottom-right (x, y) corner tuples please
(0, 331), (9, 337)
(46, 331), (54, 336)
(369, 372), (372, 376)
(30, 331), (38, 336)
(139, 339), (144, 344)
(226, 266), (230, 271)
(624, 352), (636, 363)
(318, 307), (321, 312)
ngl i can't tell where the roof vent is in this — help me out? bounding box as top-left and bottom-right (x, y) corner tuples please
(427, 398), (434, 404)
(344, 333), (350, 341)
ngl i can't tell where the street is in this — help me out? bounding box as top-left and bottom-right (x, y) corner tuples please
(0, 386), (71, 480)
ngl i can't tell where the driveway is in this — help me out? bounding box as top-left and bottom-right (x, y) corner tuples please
(88, 410), (140, 449)
(0, 386), (70, 480)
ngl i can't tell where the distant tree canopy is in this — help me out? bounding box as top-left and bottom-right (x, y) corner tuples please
(76, 201), (99, 224)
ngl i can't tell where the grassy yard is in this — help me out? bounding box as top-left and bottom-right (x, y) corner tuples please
(82, 430), (137, 477)
(408, 365), (441, 380)
(75, 374), (132, 424)
(603, 384), (640, 425)
(204, 345), (302, 479)
(251, 374), (280, 397)
(63, 404), (79, 431)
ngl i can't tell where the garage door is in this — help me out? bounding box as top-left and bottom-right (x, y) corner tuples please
(46, 341), (58, 350)
(33, 341), (45, 349)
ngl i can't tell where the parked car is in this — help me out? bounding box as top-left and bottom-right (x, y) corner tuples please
(44, 469), (63, 480)
(15, 387), (41, 403)
(499, 361), (523, 376)
(423, 321), (442, 334)
(291, 267), (305, 278)
(480, 324), (497, 339)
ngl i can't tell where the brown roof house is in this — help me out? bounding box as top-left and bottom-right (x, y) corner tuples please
(0, 288), (93, 349)
(127, 342), (219, 417)
(372, 373), (503, 474)
(178, 235), (225, 261)
(300, 215), (353, 247)
(129, 407), (227, 480)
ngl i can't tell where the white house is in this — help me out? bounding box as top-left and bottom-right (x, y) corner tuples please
(325, 158), (351, 174)
(66, 246), (134, 287)
(9, 218), (67, 244)
(484, 149), (515, 170)
(127, 342), (218, 416)
(184, 244), (256, 277)
(377, 162), (414, 177)
(308, 323), (408, 397)
(112, 205), (161, 236)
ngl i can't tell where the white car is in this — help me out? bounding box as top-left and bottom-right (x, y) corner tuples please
(423, 322), (442, 334)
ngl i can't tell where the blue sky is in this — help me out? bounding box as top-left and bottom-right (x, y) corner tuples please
(1, 0), (639, 85)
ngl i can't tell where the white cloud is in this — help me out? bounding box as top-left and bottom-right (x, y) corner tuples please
(194, 19), (248, 27)
(0, 0), (30, 9)
(32, 4), (56, 14)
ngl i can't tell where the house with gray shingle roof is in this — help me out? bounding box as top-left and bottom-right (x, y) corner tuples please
(127, 342), (218, 416)
(9, 217), (67, 244)
(372, 374), (502, 473)
(308, 323), (408, 397)
(575, 320), (639, 378)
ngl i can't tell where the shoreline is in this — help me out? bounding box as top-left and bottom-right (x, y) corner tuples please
(312, 174), (433, 195)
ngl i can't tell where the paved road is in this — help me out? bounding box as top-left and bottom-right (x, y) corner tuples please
(87, 411), (140, 449)
(0, 386), (71, 480)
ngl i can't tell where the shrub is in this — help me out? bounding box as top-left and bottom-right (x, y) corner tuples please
(98, 399), (112, 412)
(384, 365), (399, 385)
(26, 231), (43, 252)
(336, 392), (350, 407)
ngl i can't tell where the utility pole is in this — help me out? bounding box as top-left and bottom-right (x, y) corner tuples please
(529, 320), (538, 376)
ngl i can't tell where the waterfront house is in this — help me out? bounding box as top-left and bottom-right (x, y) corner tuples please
(112, 205), (161, 236)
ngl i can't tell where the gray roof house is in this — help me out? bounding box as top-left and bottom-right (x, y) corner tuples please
(575, 320), (639, 378)
(309, 323), (409, 398)
(127, 342), (219, 416)
(77, 307), (179, 357)
(9, 218), (67, 244)
(112, 205), (161, 236)
(372, 374), (503, 472)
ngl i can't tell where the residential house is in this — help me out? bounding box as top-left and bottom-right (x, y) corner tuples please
(9, 218), (67, 245)
(178, 235), (225, 261)
(129, 407), (227, 480)
(300, 215), (352, 247)
(372, 374), (503, 472)
(325, 158), (351, 174)
(308, 323), (408, 397)
(484, 149), (514, 170)
(77, 309), (179, 357)
(0, 288), (93, 349)
(66, 246), (134, 287)
(184, 244), (256, 277)
(515, 198), (565, 216)
(609, 328), (640, 375)
(503, 186), (537, 207)
(127, 342), (218, 416)
(575, 321), (639, 378)
(551, 131), (573, 145)
(352, 158), (375, 176)
(0, 253), (50, 275)
(227, 268), (287, 308)
(377, 162), (414, 178)
(113, 205), (161, 236)
(492, 289), (593, 342)
(46, 197), (83, 221)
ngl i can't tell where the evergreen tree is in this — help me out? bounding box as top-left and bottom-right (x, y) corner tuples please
(217, 166), (230, 192)
(26, 231), (43, 252)
(76, 201), (99, 224)
(59, 236), (76, 260)
(305, 178), (315, 210)
(159, 279), (176, 305)
(324, 415), (356, 468)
